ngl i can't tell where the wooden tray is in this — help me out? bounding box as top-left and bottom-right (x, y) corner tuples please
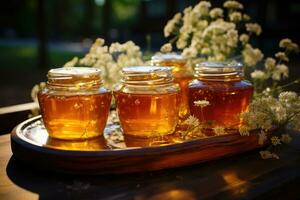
(11, 115), (264, 174)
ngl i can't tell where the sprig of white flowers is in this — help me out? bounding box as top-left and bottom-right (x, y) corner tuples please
(64, 38), (144, 89)
(162, 0), (263, 67)
(239, 91), (300, 159)
(250, 38), (299, 95)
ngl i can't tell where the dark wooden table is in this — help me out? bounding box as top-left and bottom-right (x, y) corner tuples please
(1, 132), (300, 200)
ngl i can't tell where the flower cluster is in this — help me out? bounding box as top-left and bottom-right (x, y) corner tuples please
(64, 38), (144, 89)
(162, 0), (263, 67)
(250, 38), (299, 94)
(240, 91), (300, 159)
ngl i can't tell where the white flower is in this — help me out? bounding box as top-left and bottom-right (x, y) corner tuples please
(239, 125), (250, 136)
(239, 34), (249, 44)
(271, 136), (281, 146)
(193, 1), (211, 16)
(177, 24), (190, 46)
(243, 14), (251, 21)
(272, 64), (289, 80)
(195, 18), (237, 61)
(31, 82), (46, 102)
(185, 115), (200, 126)
(63, 57), (78, 68)
(182, 47), (197, 59)
(223, 0), (244, 10)
(260, 151), (279, 159)
(275, 52), (289, 62)
(94, 38), (105, 46)
(229, 11), (242, 22)
(245, 23), (262, 36)
(287, 43), (299, 52)
(273, 105), (287, 122)
(213, 126), (227, 136)
(279, 38), (292, 48)
(275, 65), (289, 80)
(251, 70), (267, 80)
(194, 100), (210, 108)
(279, 91), (298, 102)
(278, 92), (299, 118)
(195, 20), (209, 31)
(241, 97), (277, 131)
(109, 42), (122, 53)
(160, 43), (172, 53)
(201, 47), (211, 55)
(209, 8), (223, 19)
(281, 134), (292, 144)
(164, 13), (182, 37)
(264, 57), (276, 70)
(226, 29), (238, 47)
(213, 53), (226, 61)
(242, 44), (264, 66)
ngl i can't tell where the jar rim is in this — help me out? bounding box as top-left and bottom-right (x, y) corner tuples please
(48, 67), (101, 78)
(47, 67), (103, 90)
(151, 52), (186, 62)
(195, 61), (243, 81)
(195, 61), (243, 72)
(121, 66), (174, 86)
(122, 66), (173, 74)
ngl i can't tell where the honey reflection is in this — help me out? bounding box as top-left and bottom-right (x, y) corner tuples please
(124, 134), (181, 148)
(45, 136), (107, 151)
(222, 171), (249, 195)
(139, 189), (196, 200)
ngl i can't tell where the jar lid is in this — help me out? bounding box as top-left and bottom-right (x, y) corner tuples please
(48, 67), (101, 78)
(194, 62), (243, 81)
(151, 52), (185, 62)
(122, 66), (174, 85)
(47, 67), (102, 88)
(195, 61), (243, 76)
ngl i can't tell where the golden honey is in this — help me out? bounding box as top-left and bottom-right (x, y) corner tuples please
(114, 66), (180, 138)
(151, 53), (194, 119)
(38, 67), (112, 140)
(188, 62), (253, 129)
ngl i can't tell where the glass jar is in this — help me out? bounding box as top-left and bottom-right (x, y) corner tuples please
(188, 62), (253, 129)
(151, 53), (194, 119)
(114, 66), (180, 138)
(38, 67), (112, 140)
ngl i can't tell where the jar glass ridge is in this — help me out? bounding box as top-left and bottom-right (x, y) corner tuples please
(189, 62), (253, 130)
(38, 67), (112, 140)
(114, 66), (180, 138)
(151, 53), (194, 119)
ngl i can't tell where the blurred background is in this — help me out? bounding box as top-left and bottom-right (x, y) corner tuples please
(0, 0), (299, 107)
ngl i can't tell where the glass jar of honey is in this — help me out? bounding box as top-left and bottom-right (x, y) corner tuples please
(151, 53), (194, 119)
(114, 66), (180, 138)
(188, 62), (253, 129)
(38, 67), (112, 140)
